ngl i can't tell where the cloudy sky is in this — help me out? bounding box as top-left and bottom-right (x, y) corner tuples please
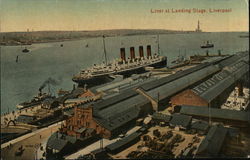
(0, 0), (248, 32)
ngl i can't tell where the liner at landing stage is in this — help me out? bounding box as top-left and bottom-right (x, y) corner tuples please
(72, 45), (167, 86)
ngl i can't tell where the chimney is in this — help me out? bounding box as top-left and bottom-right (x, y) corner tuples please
(139, 46), (144, 58)
(120, 48), (126, 61)
(130, 47), (135, 59)
(147, 45), (151, 57)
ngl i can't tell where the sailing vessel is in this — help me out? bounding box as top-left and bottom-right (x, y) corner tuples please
(72, 35), (167, 86)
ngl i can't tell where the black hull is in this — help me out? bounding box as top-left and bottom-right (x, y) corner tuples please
(73, 58), (167, 87)
(201, 45), (214, 48)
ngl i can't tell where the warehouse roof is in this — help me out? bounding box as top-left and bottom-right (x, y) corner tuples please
(180, 105), (250, 123)
(140, 62), (211, 91)
(146, 65), (219, 101)
(191, 120), (209, 132)
(196, 124), (227, 157)
(192, 61), (249, 102)
(169, 113), (192, 129)
(152, 112), (172, 122)
(218, 51), (249, 68)
(105, 132), (142, 152)
(94, 106), (140, 131)
(93, 89), (138, 111)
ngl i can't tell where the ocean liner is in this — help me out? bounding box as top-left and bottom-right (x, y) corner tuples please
(72, 35), (167, 86)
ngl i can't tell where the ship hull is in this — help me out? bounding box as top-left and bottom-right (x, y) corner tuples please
(200, 44), (214, 48)
(73, 57), (167, 86)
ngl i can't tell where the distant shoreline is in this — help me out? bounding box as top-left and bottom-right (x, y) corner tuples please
(0, 29), (247, 46)
(0, 29), (201, 46)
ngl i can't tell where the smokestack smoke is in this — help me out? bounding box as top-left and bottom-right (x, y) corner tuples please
(39, 77), (61, 92)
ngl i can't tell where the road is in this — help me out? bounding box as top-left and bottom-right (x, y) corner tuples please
(1, 121), (62, 160)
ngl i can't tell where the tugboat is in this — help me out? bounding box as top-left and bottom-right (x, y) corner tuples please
(22, 47), (30, 53)
(16, 87), (55, 110)
(200, 41), (214, 48)
(72, 35), (167, 86)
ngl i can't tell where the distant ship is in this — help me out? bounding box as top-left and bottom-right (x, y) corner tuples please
(72, 35), (167, 86)
(22, 47), (30, 53)
(201, 41), (214, 48)
(239, 35), (249, 38)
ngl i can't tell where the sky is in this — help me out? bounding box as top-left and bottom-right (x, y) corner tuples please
(0, 0), (249, 32)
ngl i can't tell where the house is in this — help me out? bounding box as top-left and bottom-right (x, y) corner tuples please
(151, 112), (172, 125)
(169, 113), (192, 130)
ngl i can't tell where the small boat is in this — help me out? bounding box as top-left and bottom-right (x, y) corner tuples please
(201, 41), (214, 48)
(22, 48), (30, 53)
(85, 44), (89, 48)
(239, 35), (249, 38)
(60, 44), (64, 47)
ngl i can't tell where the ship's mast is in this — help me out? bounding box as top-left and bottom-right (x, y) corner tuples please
(157, 34), (160, 55)
(102, 35), (107, 65)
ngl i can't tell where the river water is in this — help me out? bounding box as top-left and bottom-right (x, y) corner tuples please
(0, 32), (248, 114)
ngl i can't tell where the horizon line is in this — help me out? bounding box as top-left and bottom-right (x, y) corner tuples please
(0, 28), (249, 33)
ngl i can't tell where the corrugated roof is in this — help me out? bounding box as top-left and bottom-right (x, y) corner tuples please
(196, 124), (227, 157)
(180, 105), (250, 123)
(192, 61), (249, 102)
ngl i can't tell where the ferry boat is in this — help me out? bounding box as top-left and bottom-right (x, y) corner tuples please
(16, 89), (55, 110)
(200, 41), (214, 48)
(72, 36), (167, 86)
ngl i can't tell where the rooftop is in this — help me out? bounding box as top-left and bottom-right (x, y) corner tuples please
(169, 113), (192, 129)
(196, 124), (228, 157)
(180, 105), (250, 123)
